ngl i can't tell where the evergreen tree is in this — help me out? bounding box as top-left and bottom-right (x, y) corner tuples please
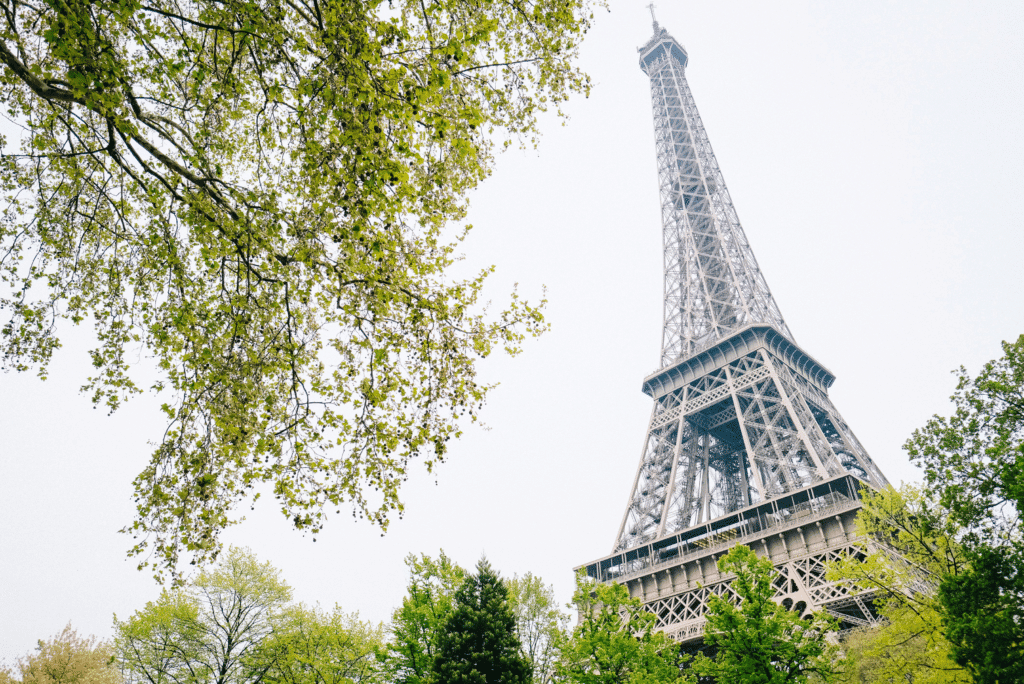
(432, 559), (532, 684)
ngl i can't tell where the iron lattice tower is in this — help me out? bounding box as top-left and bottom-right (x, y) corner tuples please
(577, 20), (891, 643)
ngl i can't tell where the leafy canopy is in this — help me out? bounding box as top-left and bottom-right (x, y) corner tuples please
(382, 550), (467, 684)
(505, 572), (568, 684)
(4, 625), (120, 684)
(904, 334), (1024, 684)
(905, 334), (1024, 546)
(258, 604), (386, 684)
(826, 484), (970, 684)
(116, 546), (387, 684)
(695, 545), (842, 684)
(115, 546), (293, 684)
(556, 572), (687, 684)
(0, 0), (594, 579)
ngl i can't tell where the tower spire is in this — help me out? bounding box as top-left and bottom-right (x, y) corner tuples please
(576, 22), (892, 644)
(639, 23), (792, 367)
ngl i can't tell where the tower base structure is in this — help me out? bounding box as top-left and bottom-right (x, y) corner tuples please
(578, 474), (881, 644)
(586, 323), (891, 642)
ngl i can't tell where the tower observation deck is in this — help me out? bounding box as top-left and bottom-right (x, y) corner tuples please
(576, 21), (891, 643)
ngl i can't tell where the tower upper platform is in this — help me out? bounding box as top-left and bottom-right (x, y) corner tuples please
(639, 24), (688, 73)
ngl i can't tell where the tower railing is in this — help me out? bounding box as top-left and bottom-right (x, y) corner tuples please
(581, 474), (866, 583)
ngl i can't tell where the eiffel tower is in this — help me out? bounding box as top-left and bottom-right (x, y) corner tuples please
(576, 17), (890, 643)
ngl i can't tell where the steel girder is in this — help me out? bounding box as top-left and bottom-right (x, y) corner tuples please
(645, 542), (884, 644)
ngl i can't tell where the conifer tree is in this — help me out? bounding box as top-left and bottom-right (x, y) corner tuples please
(432, 558), (532, 684)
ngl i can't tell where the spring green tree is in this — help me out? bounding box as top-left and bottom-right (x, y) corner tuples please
(3, 626), (119, 684)
(431, 558), (531, 684)
(556, 572), (688, 684)
(115, 546), (292, 684)
(116, 546), (386, 684)
(904, 334), (1024, 684)
(826, 485), (970, 684)
(0, 0), (595, 580)
(694, 545), (842, 684)
(382, 551), (467, 684)
(506, 573), (567, 684)
(258, 605), (385, 684)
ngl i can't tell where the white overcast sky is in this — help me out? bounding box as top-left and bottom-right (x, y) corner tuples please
(2, 0), (1022, 662)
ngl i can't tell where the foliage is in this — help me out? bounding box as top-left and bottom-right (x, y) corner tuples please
(383, 551), (467, 684)
(556, 572), (687, 684)
(258, 605), (386, 684)
(695, 545), (842, 684)
(0, 0), (596, 580)
(827, 484), (966, 607)
(505, 573), (568, 684)
(115, 546), (292, 684)
(431, 558), (531, 684)
(937, 544), (1023, 684)
(826, 484), (970, 684)
(905, 334), (1024, 544)
(836, 613), (969, 684)
(5, 626), (119, 684)
(905, 334), (1024, 683)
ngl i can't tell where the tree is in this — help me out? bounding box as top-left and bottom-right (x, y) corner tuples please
(115, 546), (292, 684)
(556, 572), (687, 684)
(826, 485), (970, 684)
(117, 546), (389, 684)
(431, 558), (531, 684)
(905, 334), (1024, 683)
(694, 545), (842, 684)
(258, 605), (386, 684)
(383, 551), (467, 684)
(505, 573), (567, 684)
(937, 545), (1024, 684)
(4, 625), (120, 684)
(0, 0), (595, 580)
(905, 335), (1024, 547)
(837, 619), (970, 684)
